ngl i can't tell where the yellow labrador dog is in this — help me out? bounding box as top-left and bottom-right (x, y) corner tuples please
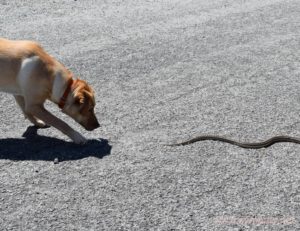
(0, 38), (100, 144)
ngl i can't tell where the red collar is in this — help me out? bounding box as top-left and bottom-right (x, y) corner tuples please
(58, 78), (74, 109)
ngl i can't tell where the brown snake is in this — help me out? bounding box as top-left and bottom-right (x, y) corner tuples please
(167, 135), (300, 149)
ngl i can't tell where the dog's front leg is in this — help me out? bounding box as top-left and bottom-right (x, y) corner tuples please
(14, 95), (47, 128)
(25, 104), (87, 144)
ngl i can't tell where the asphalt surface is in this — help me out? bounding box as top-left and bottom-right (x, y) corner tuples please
(0, 0), (300, 230)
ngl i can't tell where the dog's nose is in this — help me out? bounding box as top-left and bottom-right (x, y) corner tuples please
(90, 121), (100, 131)
(85, 117), (100, 131)
(95, 122), (100, 129)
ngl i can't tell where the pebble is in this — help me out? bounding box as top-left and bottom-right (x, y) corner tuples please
(54, 158), (59, 164)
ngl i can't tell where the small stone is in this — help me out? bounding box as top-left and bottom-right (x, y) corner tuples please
(54, 158), (59, 164)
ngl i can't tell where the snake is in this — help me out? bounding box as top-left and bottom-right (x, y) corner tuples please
(167, 135), (300, 149)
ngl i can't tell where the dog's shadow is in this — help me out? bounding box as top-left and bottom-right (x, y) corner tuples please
(0, 126), (112, 162)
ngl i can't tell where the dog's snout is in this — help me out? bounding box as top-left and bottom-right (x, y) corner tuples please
(84, 119), (100, 131)
(86, 125), (100, 131)
(92, 122), (100, 130)
(92, 117), (100, 129)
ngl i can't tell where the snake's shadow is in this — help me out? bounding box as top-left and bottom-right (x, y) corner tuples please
(0, 126), (111, 162)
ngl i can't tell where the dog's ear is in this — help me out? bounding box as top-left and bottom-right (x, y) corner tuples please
(72, 79), (94, 107)
(74, 93), (84, 105)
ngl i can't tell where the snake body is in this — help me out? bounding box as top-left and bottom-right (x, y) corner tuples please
(168, 135), (300, 149)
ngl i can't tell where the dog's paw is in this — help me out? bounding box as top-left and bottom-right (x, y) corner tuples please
(27, 116), (49, 128)
(34, 119), (48, 128)
(70, 131), (87, 145)
(26, 115), (48, 128)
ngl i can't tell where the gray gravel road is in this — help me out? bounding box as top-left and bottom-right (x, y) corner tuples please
(1, 0), (300, 230)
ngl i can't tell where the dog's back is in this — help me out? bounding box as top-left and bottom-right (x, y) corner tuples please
(0, 38), (55, 67)
(0, 38), (59, 94)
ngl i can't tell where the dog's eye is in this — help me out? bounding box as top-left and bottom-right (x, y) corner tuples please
(74, 98), (81, 105)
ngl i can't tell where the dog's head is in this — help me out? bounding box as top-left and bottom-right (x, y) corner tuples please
(62, 79), (100, 131)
